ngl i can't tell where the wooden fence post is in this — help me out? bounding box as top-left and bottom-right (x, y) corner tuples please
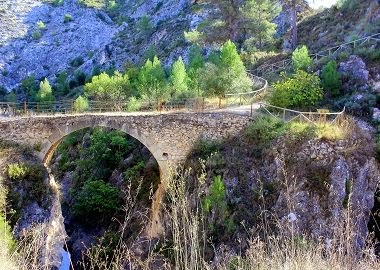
(23, 101), (27, 116)
(70, 99), (74, 113)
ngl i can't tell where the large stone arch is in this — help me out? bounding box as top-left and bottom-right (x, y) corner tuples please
(38, 118), (173, 237)
(41, 118), (172, 178)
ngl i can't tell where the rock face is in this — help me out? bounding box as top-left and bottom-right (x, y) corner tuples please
(266, 120), (380, 252)
(0, 0), (195, 90)
(338, 55), (370, 88)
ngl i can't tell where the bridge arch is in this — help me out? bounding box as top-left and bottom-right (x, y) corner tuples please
(40, 117), (172, 178)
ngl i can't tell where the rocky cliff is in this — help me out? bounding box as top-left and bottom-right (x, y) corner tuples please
(0, 0), (197, 90)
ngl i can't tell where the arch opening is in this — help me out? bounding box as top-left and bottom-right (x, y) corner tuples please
(45, 126), (163, 269)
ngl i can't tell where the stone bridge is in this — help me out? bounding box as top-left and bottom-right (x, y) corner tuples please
(0, 111), (252, 235)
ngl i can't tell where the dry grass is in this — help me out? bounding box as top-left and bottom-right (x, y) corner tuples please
(2, 157), (379, 270)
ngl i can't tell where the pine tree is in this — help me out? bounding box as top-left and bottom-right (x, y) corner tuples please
(196, 0), (243, 44)
(187, 45), (205, 96)
(283, 0), (305, 49)
(219, 40), (252, 94)
(36, 78), (55, 102)
(321, 61), (341, 97)
(241, 0), (280, 50)
(170, 56), (188, 98)
(138, 56), (168, 103)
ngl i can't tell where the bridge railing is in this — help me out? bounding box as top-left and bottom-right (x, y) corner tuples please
(256, 33), (380, 76)
(0, 74), (268, 117)
(258, 102), (345, 125)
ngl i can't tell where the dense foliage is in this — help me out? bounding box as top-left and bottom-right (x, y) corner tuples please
(292, 45), (313, 71)
(271, 70), (323, 108)
(321, 60), (342, 97)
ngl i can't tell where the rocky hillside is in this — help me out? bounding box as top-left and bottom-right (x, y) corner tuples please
(0, 0), (199, 90)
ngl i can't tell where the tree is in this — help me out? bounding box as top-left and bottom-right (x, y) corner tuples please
(55, 71), (69, 97)
(36, 78), (55, 103)
(241, 0), (280, 50)
(170, 56), (189, 98)
(20, 75), (39, 102)
(321, 61), (342, 97)
(219, 40), (252, 94)
(196, 0), (242, 43)
(84, 71), (130, 102)
(138, 56), (168, 103)
(0, 86), (7, 102)
(292, 45), (312, 71)
(74, 95), (89, 112)
(187, 45), (205, 96)
(271, 70), (323, 108)
(283, 0), (305, 49)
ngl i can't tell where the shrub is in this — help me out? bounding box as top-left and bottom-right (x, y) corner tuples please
(321, 61), (342, 97)
(72, 180), (121, 224)
(245, 115), (287, 145)
(7, 163), (28, 180)
(64, 14), (73, 23)
(203, 175), (226, 213)
(36, 20), (46, 30)
(36, 78), (55, 103)
(74, 95), (89, 112)
(32, 30), (41, 40)
(136, 15), (153, 35)
(70, 56), (84, 67)
(271, 70), (323, 109)
(126, 96), (141, 112)
(192, 138), (220, 159)
(292, 45), (312, 71)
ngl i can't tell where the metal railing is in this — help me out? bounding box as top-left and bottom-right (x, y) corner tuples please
(258, 102), (345, 125)
(256, 33), (380, 76)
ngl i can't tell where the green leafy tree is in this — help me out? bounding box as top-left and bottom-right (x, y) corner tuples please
(292, 45), (312, 71)
(218, 40), (252, 95)
(241, 0), (280, 49)
(138, 56), (168, 103)
(72, 180), (121, 224)
(321, 61), (342, 97)
(271, 70), (323, 108)
(74, 95), (89, 112)
(36, 78), (55, 103)
(200, 63), (224, 97)
(187, 45), (205, 96)
(84, 71), (130, 102)
(170, 56), (189, 98)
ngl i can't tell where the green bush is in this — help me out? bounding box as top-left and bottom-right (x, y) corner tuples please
(137, 15), (153, 35)
(321, 61), (342, 97)
(192, 138), (220, 159)
(36, 20), (46, 30)
(203, 175), (226, 213)
(70, 56), (84, 68)
(126, 96), (141, 112)
(271, 70), (323, 109)
(245, 115), (287, 146)
(292, 45), (313, 71)
(7, 163), (28, 180)
(32, 30), (41, 40)
(0, 215), (15, 252)
(72, 180), (121, 223)
(74, 95), (89, 112)
(64, 14), (73, 23)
